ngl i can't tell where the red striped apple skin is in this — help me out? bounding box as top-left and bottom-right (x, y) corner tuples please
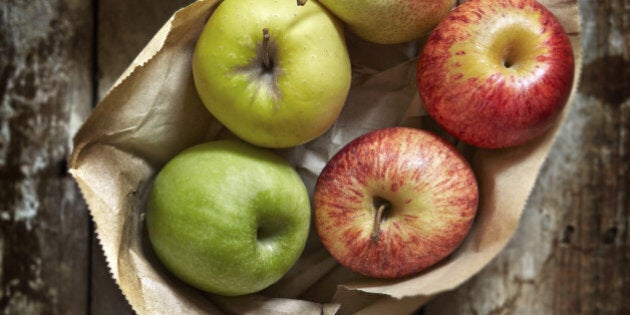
(418, 0), (575, 149)
(314, 127), (478, 279)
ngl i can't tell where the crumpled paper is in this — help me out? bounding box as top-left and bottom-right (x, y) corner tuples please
(69, 0), (582, 314)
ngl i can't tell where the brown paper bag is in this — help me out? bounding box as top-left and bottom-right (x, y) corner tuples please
(69, 0), (582, 313)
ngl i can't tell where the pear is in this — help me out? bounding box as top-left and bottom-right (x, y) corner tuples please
(301, 0), (456, 44)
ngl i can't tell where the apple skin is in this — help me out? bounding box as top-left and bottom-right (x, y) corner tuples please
(314, 127), (478, 279)
(417, 0), (575, 149)
(193, 0), (351, 148)
(317, 0), (456, 44)
(146, 140), (311, 296)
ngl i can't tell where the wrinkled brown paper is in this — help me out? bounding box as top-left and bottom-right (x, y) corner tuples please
(69, 0), (582, 314)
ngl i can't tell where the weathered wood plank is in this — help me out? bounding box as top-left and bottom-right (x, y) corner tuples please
(0, 0), (94, 314)
(423, 0), (630, 313)
(91, 1), (196, 313)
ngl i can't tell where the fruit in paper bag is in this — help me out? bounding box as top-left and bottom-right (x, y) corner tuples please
(314, 0), (456, 44)
(417, 0), (575, 148)
(193, 0), (351, 148)
(146, 140), (311, 296)
(314, 127), (478, 278)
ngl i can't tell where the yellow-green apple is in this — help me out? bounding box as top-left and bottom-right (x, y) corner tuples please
(193, 0), (351, 148)
(146, 140), (311, 296)
(417, 0), (575, 149)
(314, 127), (478, 278)
(300, 0), (455, 44)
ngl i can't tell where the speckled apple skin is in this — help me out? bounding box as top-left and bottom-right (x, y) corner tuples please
(319, 0), (456, 44)
(319, 0), (455, 44)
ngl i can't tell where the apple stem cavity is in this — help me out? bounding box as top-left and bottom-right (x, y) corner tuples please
(296, 0), (307, 6)
(370, 198), (391, 242)
(503, 51), (516, 68)
(262, 28), (272, 70)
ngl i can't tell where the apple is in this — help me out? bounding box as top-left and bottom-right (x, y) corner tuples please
(192, 0), (351, 148)
(314, 127), (478, 279)
(146, 140), (311, 296)
(299, 0), (456, 44)
(417, 0), (575, 149)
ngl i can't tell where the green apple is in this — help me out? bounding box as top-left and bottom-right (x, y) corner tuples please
(192, 0), (351, 148)
(146, 140), (311, 296)
(307, 0), (456, 44)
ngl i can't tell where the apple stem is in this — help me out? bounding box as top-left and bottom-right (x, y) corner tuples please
(297, 0), (307, 5)
(371, 203), (387, 242)
(262, 28), (272, 69)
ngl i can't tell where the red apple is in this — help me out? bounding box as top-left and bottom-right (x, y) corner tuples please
(314, 127), (478, 279)
(417, 0), (575, 149)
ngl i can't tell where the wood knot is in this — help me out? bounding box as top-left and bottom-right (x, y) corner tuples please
(561, 225), (575, 244)
(603, 227), (618, 244)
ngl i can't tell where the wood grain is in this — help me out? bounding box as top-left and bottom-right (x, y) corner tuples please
(423, 0), (630, 313)
(0, 0), (94, 313)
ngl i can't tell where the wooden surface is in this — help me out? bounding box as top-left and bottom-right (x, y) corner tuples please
(1, 0), (628, 314)
(1, 1), (94, 313)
